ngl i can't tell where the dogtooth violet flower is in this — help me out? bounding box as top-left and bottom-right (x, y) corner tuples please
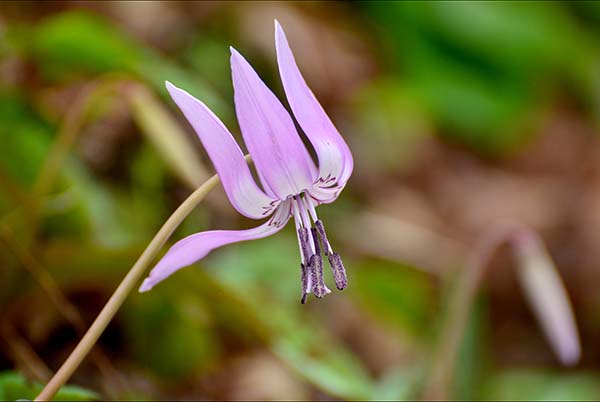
(139, 21), (353, 303)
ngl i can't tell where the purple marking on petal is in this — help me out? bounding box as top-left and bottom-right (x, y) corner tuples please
(275, 21), (353, 188)
(230, 47), (316, 199)
(139, 200), (291, 292)
(166, 82), (277, 219)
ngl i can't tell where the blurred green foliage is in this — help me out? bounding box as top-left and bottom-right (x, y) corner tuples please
(8, 10), (227, 116)
(481, 370), (600, 400)
(0, 92), (52, 188)
(362, 1), (600, 153)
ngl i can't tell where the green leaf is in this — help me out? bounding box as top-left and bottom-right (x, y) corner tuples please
(0, 91), (53, 187)
(481, 369), (600, 400)
(451, 295), (488, 400)
(32, 11), (141, 77)
(0, 371), (98, 400)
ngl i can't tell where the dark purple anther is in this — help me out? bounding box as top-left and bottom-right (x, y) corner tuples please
(315, 220), (332, 256)
(309, 254), (328, 297)
(297, 227), (311, 263)
(311, 227), (321, 255)
(328, 253), (347, 290)
(300, 262), (308, 304)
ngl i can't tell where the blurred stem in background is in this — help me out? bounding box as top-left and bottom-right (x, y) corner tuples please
(423, 226), (580, 399)
(128, 84), (210, 188)
(32, 76), (124, 198)
(0, 322), (52, 383)
(0, 223), (129, 398)
(31, 74), (209, 217)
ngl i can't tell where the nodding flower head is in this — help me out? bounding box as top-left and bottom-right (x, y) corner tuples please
(139, 20), (353, 303)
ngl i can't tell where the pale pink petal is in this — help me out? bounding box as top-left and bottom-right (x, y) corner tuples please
(139, 201), (291, 292)
(166, 81), (278, 219)
(308, 184), (345, 205)
(230, 47), (317, 199)
(274, 20), (353, 188)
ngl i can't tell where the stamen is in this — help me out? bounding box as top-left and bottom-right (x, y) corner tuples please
(328, 253), (348, 290)
(294, 196), (314, 303)
(315, 220), (333, 256)
(310, 227), (330, 297)
(306, 195), (319, 222)
(297, 227), (312, 265)
(300, 263), (308, 304)
(314, 219), (347, 290)
(311, 227), (321, 256)
(309, 254), (329, 297)
(291, 197), (304, 228)
(297, 196), (313, 229)
(298, 227), (314, 301)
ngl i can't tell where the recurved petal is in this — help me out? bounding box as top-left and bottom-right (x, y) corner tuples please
(139, 200), (291, 292)
(166, 82), (278, 219)
(308, 185), (345, 205)
(230, 47), (316, 199)
(275, 20), (353, 188)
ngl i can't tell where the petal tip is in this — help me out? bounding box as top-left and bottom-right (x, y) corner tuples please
(229, 47), (248, 73)
(138, 278), (154, 293)
(165, 81), (181, 98)
(229, 46), (243, 65)
(274, 20), (286, 45)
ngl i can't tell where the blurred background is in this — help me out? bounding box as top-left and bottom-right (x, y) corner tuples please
(2, 1), (600, 400)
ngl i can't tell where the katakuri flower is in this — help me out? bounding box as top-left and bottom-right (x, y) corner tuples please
(139, 21), (353, 303)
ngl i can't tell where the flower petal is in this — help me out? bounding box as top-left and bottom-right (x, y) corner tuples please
(274, 20), (353, 187)
(230, 47), (316, 199)
(166, 82), (278, 219)
(308, 185), (345, 205)
(139, 200), (291, 292)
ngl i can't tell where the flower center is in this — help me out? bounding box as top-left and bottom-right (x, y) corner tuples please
(292, 193), (347, 304)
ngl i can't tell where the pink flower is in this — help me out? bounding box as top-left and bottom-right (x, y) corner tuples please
(139, 21), (353, 303)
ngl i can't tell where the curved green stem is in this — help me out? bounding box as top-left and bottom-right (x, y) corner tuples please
(34, 157), (245, 400)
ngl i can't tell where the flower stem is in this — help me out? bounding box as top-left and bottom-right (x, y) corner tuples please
(33, 76), (125, 198)
(34, 163), (237, 401)
(421, 229), (502, 400)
